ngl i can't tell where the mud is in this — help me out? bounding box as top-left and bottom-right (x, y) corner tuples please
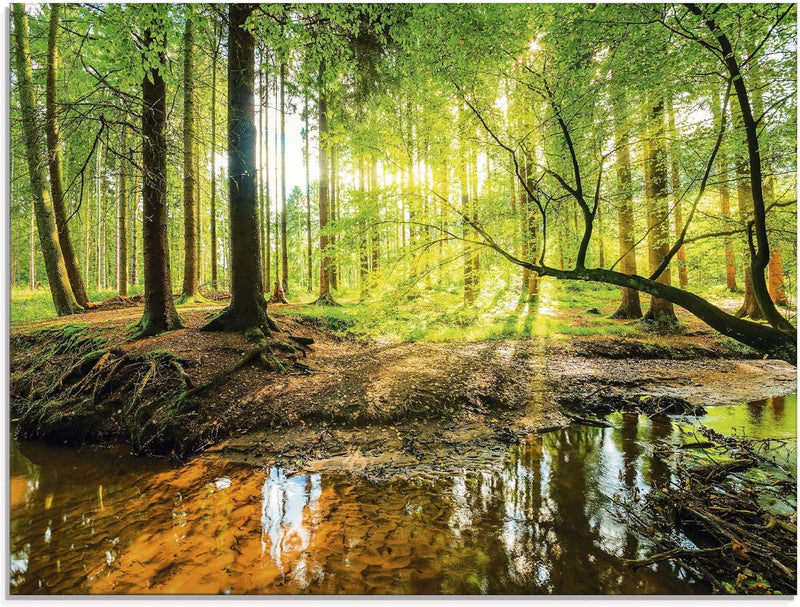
(10, 305), (796, 480)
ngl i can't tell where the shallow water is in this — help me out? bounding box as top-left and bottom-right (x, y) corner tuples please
(9, 395), (796, 595)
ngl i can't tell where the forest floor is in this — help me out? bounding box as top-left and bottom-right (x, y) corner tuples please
(10, 297), (796, 479)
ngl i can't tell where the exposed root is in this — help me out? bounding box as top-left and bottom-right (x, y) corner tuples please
(267, 280), (289, 305)
(185, 344), (268, 398)
(313, 291), (340, 306)
(170, 360), (194, 389)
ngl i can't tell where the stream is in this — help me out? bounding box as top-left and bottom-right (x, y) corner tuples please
(9, 394), (795, 595)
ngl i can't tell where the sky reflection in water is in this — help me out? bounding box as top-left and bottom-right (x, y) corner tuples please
(9, 395), (795, 595)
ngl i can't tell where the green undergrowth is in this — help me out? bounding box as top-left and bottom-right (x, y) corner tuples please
(282, 280), (657, 342)
(10, 285), (145, 327)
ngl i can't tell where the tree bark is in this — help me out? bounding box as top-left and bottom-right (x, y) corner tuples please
(330, 147), (339, 290)
(304, 92), (312, 292)
(135, 24), (184, 337)
(210, 21), (219, 289)
(29, 211), (36, 291)
(643, 98), (677, 325)
(118, 124), (128, 297)
(280, 60), (289, 294)
(130, 165), (138, 285)
(666, 96), (688, 289)
(314, 66), (337, 305)
(257, 51), (266, 293)
(46, 4), (90, 308)
(733, 141), (762, 320)
(96, 140), (102, 291)
(180, 12), (198, 301)
(612, 101), (642, 319)
(13, 4), (80, 315)
(202, 4), (272, 332)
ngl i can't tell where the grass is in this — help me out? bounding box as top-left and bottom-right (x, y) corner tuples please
(14, 277), (787, 345)
(10, 285), (144, 328)
(280, 279), (652, 342)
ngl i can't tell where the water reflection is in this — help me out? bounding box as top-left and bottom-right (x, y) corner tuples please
(14, 396), (794, 595)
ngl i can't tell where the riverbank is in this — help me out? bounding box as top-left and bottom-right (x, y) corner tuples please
(10, 303), (796, 477)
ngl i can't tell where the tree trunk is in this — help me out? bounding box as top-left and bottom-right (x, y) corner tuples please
(280, 61), (289, 295)
(130, 168), (138, 285)
(768, 249), (787, 306)
(304, 92), (312, 292)
(13, 4), (80, 315)
(135, 24), (184, 337)
(196, 125), (203, 286)
(210, 22), (218, 289)
(46, 4), (89, 308)
(96, 140), (102, 291)
(180, 12), (198, 302)
(314, 67), (337, 305)
(643, 98), (677, 325)
(688, 5), (793, 333)
(263, 69), (271, 293)
(257, 52), (266, 293)
(118, 124), (128, 297)
(29, 211), (36, 291)
(330, 147), (339, 291)
(611, 102), (642, 319)
(470, 146), (481, 297)
(522, 156), (539, 301)
(202, 4), (271, 332)
(711, 86), (738, 292)
(733, 148), (762, 320)
(461, 146), (474, 305)
(667, 96), (688, 289)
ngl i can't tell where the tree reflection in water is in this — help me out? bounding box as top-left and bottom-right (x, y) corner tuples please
(16, 398), (786, 594)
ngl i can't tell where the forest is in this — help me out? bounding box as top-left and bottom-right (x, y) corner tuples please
(9, 2), (798, 597)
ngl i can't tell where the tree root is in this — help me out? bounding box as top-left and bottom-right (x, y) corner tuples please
(313, 291), (340, 306)
(267, 280), (289, 305)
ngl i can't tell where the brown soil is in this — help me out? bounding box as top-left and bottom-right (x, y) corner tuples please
(10, 302), (797, 479)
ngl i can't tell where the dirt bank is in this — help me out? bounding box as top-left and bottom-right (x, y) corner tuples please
(10, 304), (796, 478)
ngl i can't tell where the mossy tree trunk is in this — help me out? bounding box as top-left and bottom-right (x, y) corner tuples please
(46, 4), (90, 308)
(611, 103), (642, 319)
(135, 25), (184, 337)
(13, 4), (81, 316)
(643, 98), (677, 325)
(202, 3), (272, 331)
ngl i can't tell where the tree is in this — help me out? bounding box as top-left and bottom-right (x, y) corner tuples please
(13, 3), (81, 316)
(611, 97), (642, 319)
(134, 21), (184, 337)
(117, 124), (128, 297)
(180, 9), (198, 303)
(642, 98), (677, 325)
(46, 4), (90, 308)
(685, 4), (794, 333)
(210, 19), (220, 289)
(314, 64), (338, 306)
(203, 3), (274, 332)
